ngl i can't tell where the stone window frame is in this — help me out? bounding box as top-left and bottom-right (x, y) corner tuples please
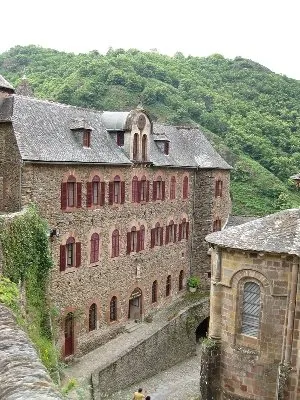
(231, 270), (271, 350)
(61, 173), (82, 211)
(60, 236), (81, 272)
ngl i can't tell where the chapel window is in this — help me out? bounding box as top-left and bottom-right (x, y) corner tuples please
(241, 282), (261, 337)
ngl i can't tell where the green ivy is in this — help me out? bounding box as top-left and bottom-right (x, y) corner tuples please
(0, 204), (58, 380)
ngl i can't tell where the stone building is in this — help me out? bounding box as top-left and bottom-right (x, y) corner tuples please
(205, 208), (300, 399)
(0, 75), (231, 358)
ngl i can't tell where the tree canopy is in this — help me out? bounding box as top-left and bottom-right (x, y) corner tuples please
(1, 45), (300, 216)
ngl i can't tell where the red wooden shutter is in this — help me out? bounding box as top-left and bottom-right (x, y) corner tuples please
(121, 182), (125, 204)
(60, 245), (66, 271)
(108, 182), (114, 204)
(160, 227), (163, 246)
(136, 230), (141, 252)
(152, 181), (157, 201)
(174, 224), (177, 242)
(100, 182), (105, 205)
(137, 181), (142, 203)
(77, 183), (82, 208)
(75, 242), (81, 267)
(61, 183), (67, 210)
(162, 181), (166, 200)
(86, 182), (92, 207)
(127, 232), (131, 254)
(150, 228), (155, 248)
(186, 222), (190, 239)
(146, 181), (150, 202)
(165, 225), (169, 244)
(178, 223), (182, 241)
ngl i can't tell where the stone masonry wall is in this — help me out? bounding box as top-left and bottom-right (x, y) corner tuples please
(0, 123), (22, 212)
(20, 162), (194, 356)
(191, 169), (231, 282)
(214, 249), (289, 399)
(91, 299), (209, 399)
(0, 303), (62, 400)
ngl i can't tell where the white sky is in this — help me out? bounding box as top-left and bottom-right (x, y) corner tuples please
(1, 0), (300, 80)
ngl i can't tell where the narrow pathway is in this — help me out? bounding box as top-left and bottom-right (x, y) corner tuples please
(105, 345), (201, 400)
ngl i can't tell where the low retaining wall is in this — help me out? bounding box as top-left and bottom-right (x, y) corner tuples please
(0, 304), (62, 400)
(91, 298), (209, 399)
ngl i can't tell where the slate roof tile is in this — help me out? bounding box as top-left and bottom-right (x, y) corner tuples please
(206, 208), (300, 256)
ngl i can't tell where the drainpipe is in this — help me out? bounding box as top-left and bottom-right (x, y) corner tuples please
(209, 245), (222, 340)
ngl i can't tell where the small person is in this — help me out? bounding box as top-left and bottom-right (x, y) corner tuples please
(133, 388), (145, 400)
(145, 396), (151, 400)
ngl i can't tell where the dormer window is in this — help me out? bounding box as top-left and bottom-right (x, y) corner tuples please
(164, 141), (169, 155)
(83, 129), (91, 147)
(117, 132), (124, 147)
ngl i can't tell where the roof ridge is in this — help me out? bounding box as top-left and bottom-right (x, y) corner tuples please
(14, 94), (104, 115)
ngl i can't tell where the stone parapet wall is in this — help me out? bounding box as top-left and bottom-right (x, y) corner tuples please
(91, 299), (209, 399)
(0, 304), (62, 400)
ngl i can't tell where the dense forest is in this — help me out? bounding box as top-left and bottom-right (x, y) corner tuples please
(1, 45), (300, 216)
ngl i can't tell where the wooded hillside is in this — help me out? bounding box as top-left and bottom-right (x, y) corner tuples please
(1, 45), (300, 216)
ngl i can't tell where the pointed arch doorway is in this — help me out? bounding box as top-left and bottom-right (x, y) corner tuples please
(128, 287), (142, 321)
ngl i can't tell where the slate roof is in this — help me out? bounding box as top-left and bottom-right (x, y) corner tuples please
(151, 124), (232, 169)
(0, 75), (14, 92)
(2, 94), (232, 169)
(206, 208), (300, 256)
(11, 96), (131, 164)
(225, 215), (257, 228)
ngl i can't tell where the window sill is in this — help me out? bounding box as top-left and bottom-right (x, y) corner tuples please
(61, 266), (78, 274)
(89, 262), (99, 268)
(62, 207), (82, 213)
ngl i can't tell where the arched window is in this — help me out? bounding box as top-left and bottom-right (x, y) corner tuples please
(110, 296), (117, 321)
(166, 220), (177, 244)
(140, 225), (145, 251)
(152, 280), (158, 303)
(166, 275), (171, 297)
(142, 134), (147, 161)
(151, 222), (163, 247)
(140, 176), (148, 202)
(61, 175), (82, 209)
(133, 133), (139, 160)
(66, 237), (75, 267)
(67, 175), (76, 207)
(170, 176), (176, 200)
(132, 176), (139, 203)
(92, 176), (100, 205)
(60, 237), (81, 271)
(241, 282), (261, 337)
(90, 233), (100, 263)
(153, 176), (164, 200)
(183, 176), (188, 199)
(215, 179), (223, 197)
(112, 230), (120, 258)
(179, 218), (189, 241)
(179, 270), (184, 291)
(130, 226), (138, 253)
(89, 303), (97, 331)
(213, 218), (222, 232)
(109, 175), (125, 205)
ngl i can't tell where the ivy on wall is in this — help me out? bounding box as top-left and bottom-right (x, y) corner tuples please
(0, 204), (58, 379)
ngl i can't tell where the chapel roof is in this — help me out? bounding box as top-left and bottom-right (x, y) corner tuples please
(206, 208), (300, 256)
(2, 93), (232, 169)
